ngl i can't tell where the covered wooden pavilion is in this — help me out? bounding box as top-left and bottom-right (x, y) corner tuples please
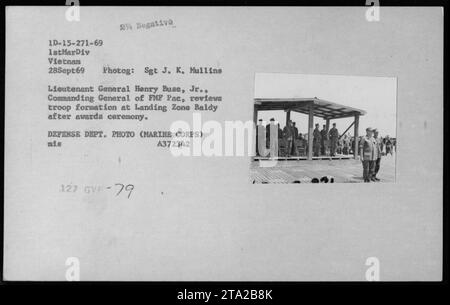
(253, 97), (366, 160)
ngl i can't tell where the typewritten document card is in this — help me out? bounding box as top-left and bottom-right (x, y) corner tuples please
(4, 6), (443, 281)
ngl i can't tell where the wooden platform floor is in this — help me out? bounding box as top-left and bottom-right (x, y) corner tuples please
(250, 154), (396, 183)
(254, 155), (353, 161)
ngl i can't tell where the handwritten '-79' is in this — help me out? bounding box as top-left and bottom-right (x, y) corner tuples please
(60, 183), (135, 198)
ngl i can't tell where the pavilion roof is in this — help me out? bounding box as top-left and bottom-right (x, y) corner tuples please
(254, 97), (366, 119)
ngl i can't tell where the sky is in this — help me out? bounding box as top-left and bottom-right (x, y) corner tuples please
(254, 73), (397, 138)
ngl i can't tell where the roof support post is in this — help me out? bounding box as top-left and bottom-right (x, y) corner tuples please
(326, 119), (330, 132)
(285, 109), (291, 126)
(353, 114), (360, 159)
(308, 103), (314, 160)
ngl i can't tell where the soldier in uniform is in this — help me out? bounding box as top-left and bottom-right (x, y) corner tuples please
(313, 123), (321, 157)
(338, 136), (344, 154)
(372, 128), (382, 181)
(384, 135), (393, 156)
(283, 120), (294, 157)
(320, 124), (328, 155)
(342, 134), (350, 155)
(359, 127), (378, 182)
(292, 122), (299, 139)
(328, 123), (339, 156)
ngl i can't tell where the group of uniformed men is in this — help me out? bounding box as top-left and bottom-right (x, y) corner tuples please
(256, 118), (300, 157)
(256, 119), (348, 157)
(312, 123), (341, 157)
(359, 127), (383, 182)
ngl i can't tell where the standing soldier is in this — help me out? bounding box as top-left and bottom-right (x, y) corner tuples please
(283, 120), (294, 157)
(359, 127), (378, 182)
(313, 123), (321, 157)
(385, 135), (393, 156)
(372, 128), (382, 181)
(328, 123), (339, 156)
(277, 123), (283, 139)
(380, 135), (385, 155)
(342, 134), (350, 155)
(292, 122), (299, 140)
(338, 136), (344, 154)
(320, 124), (328, 155)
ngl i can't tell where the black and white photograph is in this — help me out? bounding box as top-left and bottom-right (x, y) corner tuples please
(251, 73), (397, 183)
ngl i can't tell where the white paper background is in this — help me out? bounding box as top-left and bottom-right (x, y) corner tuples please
(4, 6), (443, 281)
